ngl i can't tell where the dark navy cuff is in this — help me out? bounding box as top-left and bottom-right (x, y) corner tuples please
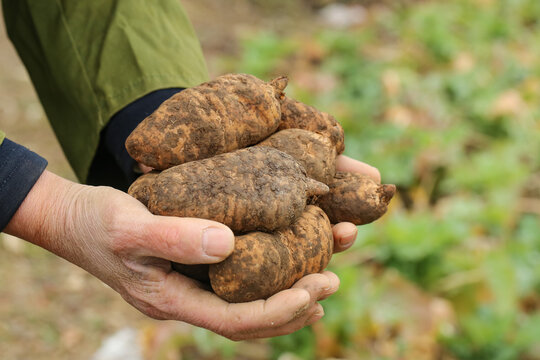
(0, 138), (48, 231)
(104, 88), (183, 184)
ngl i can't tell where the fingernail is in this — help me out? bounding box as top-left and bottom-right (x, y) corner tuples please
(339, 231), (356, 248)
(202, 227), (234, 258)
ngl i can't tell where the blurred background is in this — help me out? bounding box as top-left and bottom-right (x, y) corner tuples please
(1, 0), (540, 359)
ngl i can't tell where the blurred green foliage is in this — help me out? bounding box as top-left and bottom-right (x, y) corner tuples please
(214, 0), (540, 358)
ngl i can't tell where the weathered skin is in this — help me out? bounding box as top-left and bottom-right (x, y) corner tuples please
(209, 205), (334, 303)
(127, 171), (159, 207)
(317, 172), (396, 225)
(126, 74), (288, 170)
(279, 96), (345, 154)
(147, 147), (329, 233)
(257, 129), (337, 184)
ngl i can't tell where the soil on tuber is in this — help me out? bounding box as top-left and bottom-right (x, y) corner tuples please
(209, 205), (333, 303)
(257, 128), (336, 184)
(126, 74), (288, 170)
(147, 146), (329, 233)
(279, 96), (345, 154)
(317, 171), (396, 225)
(127, 171), (159, 207)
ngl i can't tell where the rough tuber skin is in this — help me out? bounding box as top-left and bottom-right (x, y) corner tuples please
(127, 171), (159, 207)
(279, 96), (345, 154)
(257, 129), (337, 184)
(209, 205), (333, 303)
(317, 172), (396, 225)
(126, 74), (288, 170)
(147, 147), (329, 233)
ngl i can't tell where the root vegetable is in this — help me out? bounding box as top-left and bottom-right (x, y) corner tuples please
(279, 96), (345, 154)
(147, 147), (328, 233)
(127, 172), (159, 207)
(317, 172), (396, 225)
(209, 205), (333, 303)
(126, 74), (288, 170)
(257, 129), (336, 184)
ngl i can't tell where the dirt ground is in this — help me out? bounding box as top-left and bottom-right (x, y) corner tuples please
(0, 1), (319, 359)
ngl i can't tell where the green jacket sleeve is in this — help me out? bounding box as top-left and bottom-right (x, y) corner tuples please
(2, 0), (208, 182)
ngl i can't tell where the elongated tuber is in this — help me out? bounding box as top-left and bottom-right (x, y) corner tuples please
(147, 147), (328, 233)
(317, 172), (396, 225)
(279, 96), (345, 154)
(209, 205), (333, 303)
(126, 74), (288, 170)
(257, 128), (336, 184)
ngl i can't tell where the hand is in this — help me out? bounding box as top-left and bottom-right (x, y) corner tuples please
(5, 170), (339, 340)
(331, 155), (381, 253)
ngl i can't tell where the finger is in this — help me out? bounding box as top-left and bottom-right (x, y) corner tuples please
(304, 303), (324, 326)
(157, 272), (314, 340)
(291, 272), (337, 301)
(316, 271), (340, 301)
(332, 222), (358, 253)
(335, 155), (381, 183)
(137, 163), (154, 174)
(135, 216), (235, 264)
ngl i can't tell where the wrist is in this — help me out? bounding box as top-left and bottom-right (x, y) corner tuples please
(4, 170), (82, 257)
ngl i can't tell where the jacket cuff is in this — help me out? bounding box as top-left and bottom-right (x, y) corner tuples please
(103, 87), (183, 184)
(0, 138), (48, 231)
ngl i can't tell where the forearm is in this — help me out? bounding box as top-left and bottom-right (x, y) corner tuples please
(4, 170), (78, 256)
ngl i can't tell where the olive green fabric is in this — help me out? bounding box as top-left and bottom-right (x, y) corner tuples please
(2, 0), (208, 181)
(0, 130), (4, 146)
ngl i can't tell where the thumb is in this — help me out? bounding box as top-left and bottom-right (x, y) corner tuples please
(138, 215), (235, 264)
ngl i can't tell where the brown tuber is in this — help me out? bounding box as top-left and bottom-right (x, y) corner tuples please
(147, 146), (329, 233)
(279, 96), (345, 154)
(126, 74), (288, 170)
(257, 128), (336, 184)
(209, 205), (333, 303)
(127, 171), (159, 207)
(317, 172), (396, 225)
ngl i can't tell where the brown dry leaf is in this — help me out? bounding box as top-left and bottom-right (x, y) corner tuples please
(491, 89), (526, 117)
(381, 69), (401, 97)
(60, 327), (83, 349)
(140, 322), (193, 360)
(312, 321), (342, 358)
(291, 70), (338, 94)
(384, 105), (414, 127)
(363, 269), (455, 360)
(452, 52), (475, 73)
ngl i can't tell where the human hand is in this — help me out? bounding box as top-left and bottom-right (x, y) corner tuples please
(331, 155), (381, 253)
(5, 170), (339, 340)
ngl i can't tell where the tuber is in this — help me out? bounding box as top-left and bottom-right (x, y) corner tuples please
(317, 172), (396, 225)
(127, 171), (159, 207)
(147, 147), (329, 233)
(279, 96), (345, 154)
(257, 128), (336, 184)
(209, 205), (333, 303)
(126, 74), (288, 170)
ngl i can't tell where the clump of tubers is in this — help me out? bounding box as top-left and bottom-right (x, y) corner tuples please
(126, 74), (288, 170)
(209, 205), (333, 303)
(146, 146), (328, 233)
(125, 73), (395, 303)
(317, 172), (396, 225)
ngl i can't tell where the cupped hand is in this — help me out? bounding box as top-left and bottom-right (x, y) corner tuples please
(331, 155), (381, 253)
(5, 170), (339, 340)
